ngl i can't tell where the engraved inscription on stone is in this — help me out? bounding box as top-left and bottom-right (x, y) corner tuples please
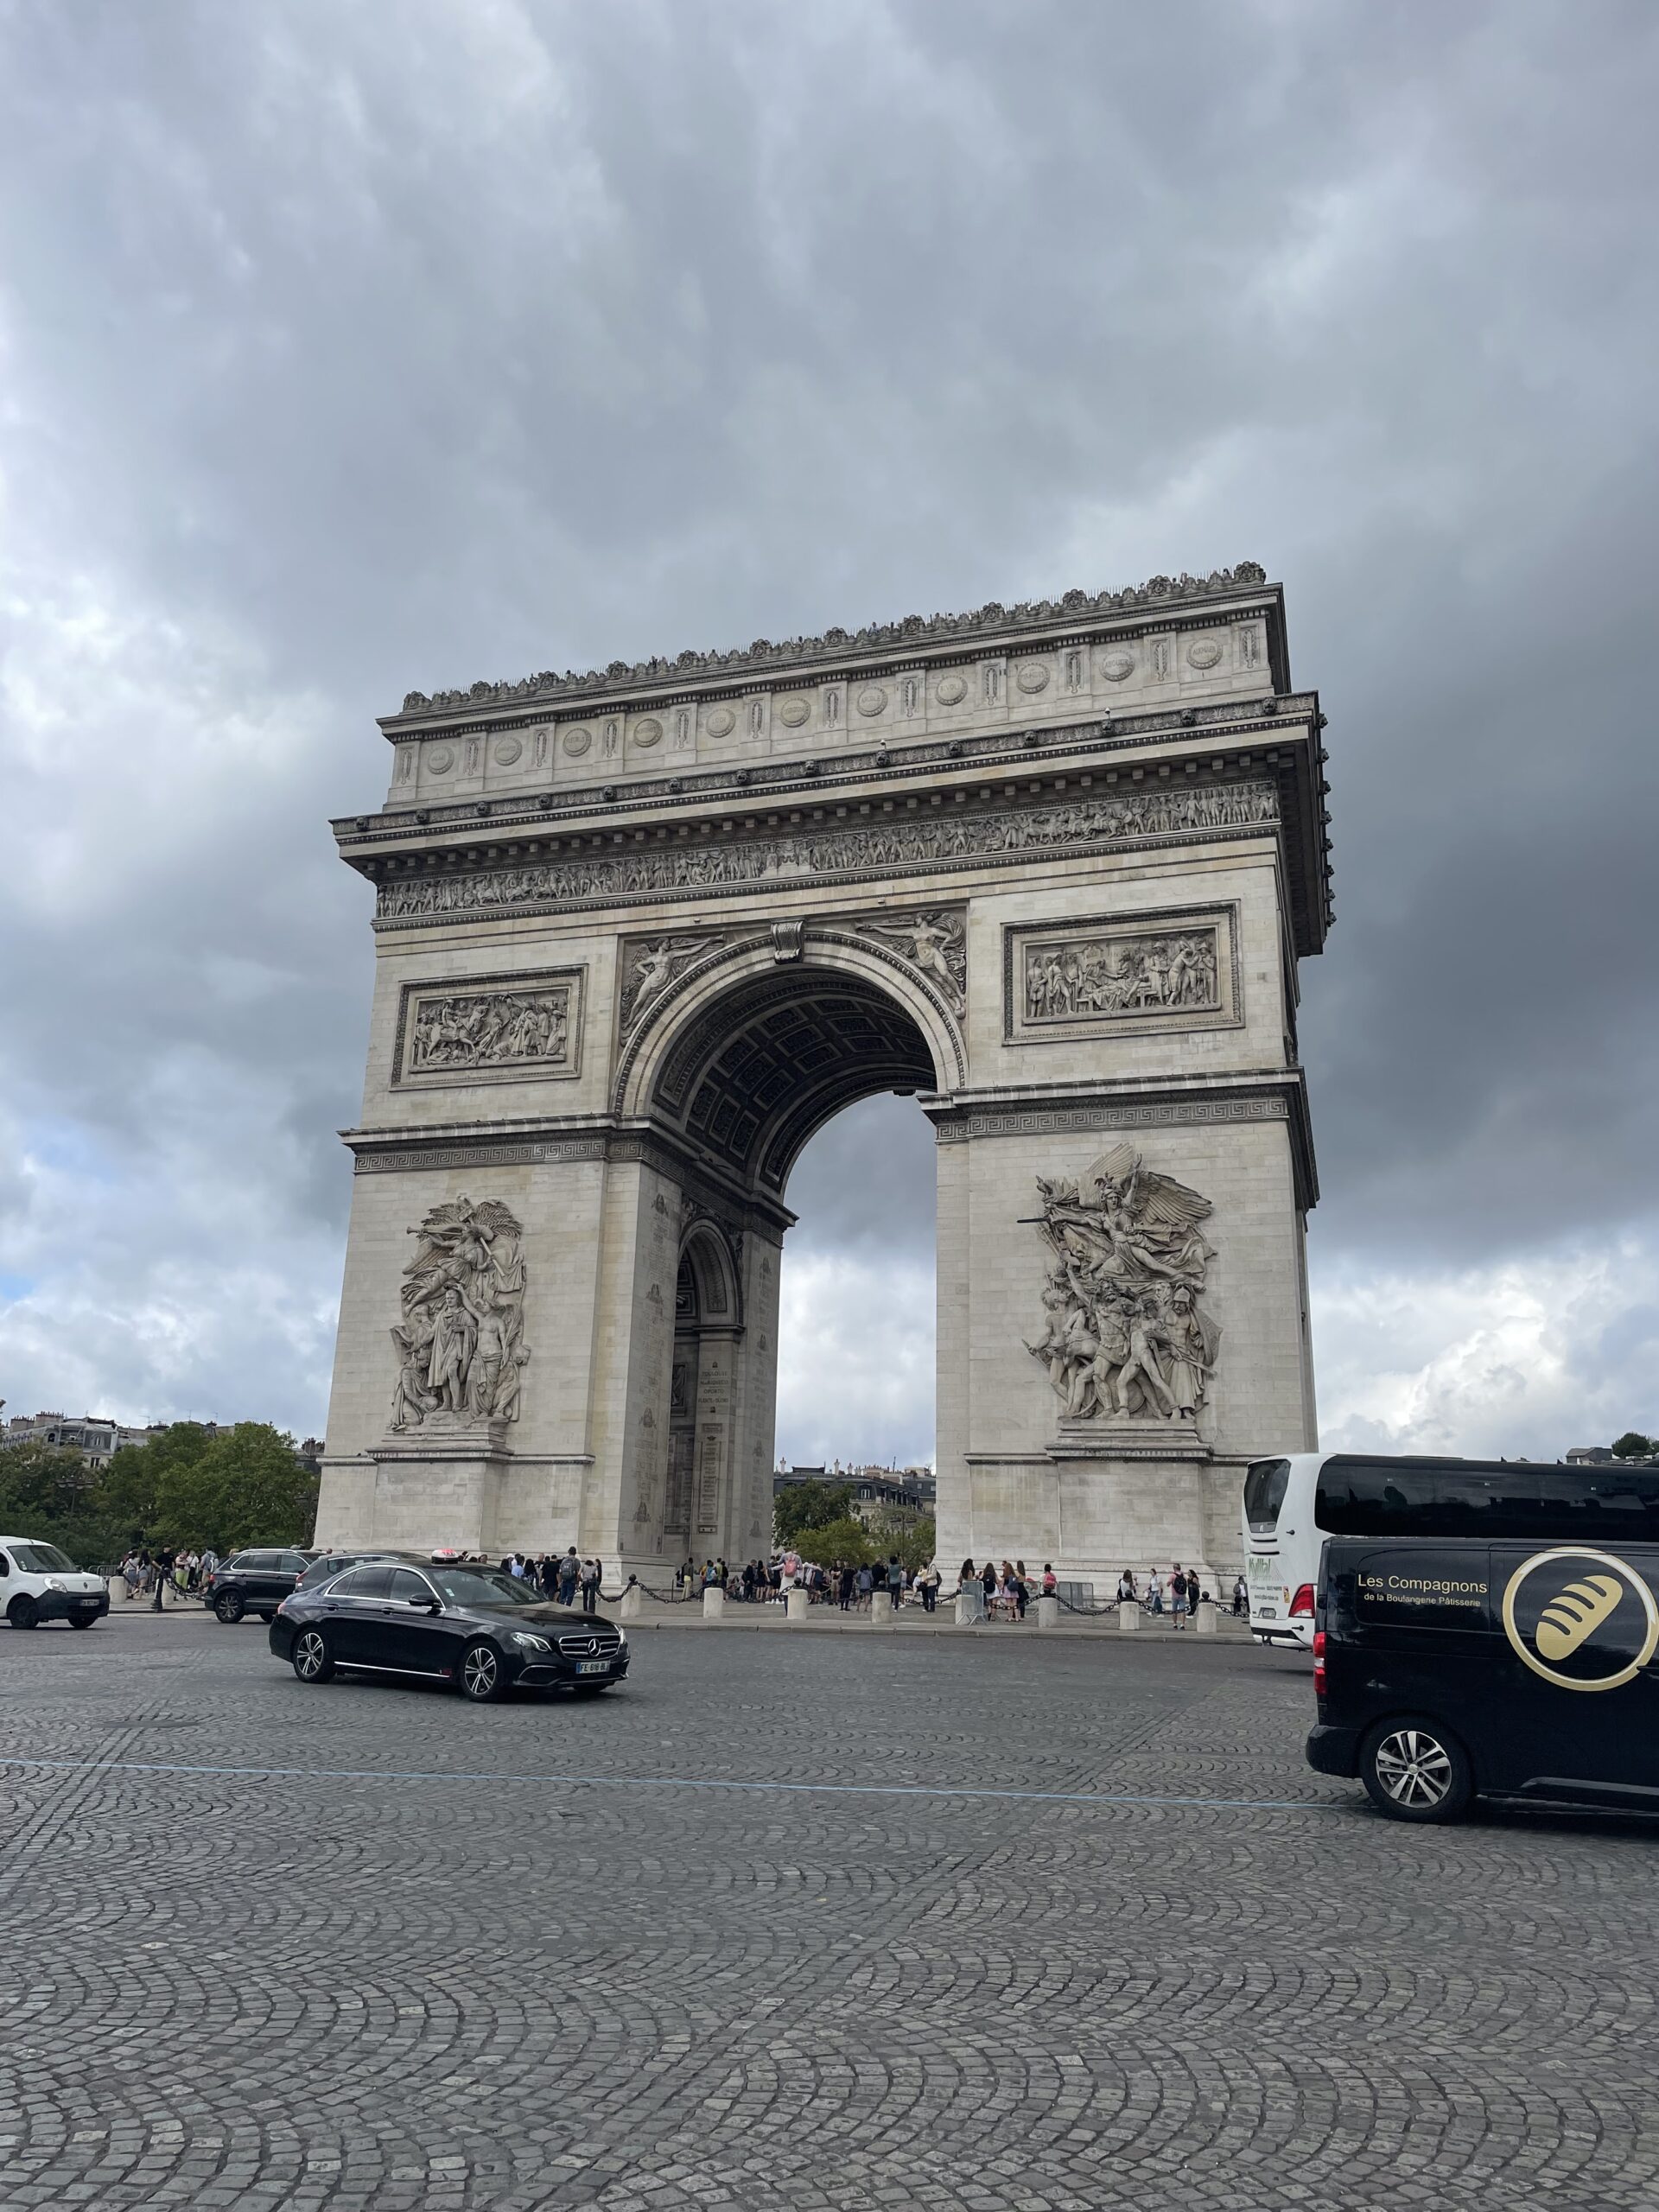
(396, 969), (584, 1086)
(1024, 1146), (1219, 1424)
(1004, 907), (1239, 1043)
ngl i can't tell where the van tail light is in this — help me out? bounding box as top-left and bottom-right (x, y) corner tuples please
(1289, 1583), (1315, 1619)
(1312, 1628), (1326, 1699)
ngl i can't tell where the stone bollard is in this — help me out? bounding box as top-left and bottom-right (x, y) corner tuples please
(1194, 1599), (1217, 1635)
(1036, 1594), (1059, 1630)
(1117, 1599), (1139, 1632)
(619, 1582), (644, 1622)
(702, 1585), (724, 1622)
(785, 1586), (810, 1623)
(954, 1586), (985, 1627)
(870, 1590), (894, 1628)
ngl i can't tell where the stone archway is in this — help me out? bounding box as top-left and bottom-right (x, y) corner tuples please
(316, 563), (1329, 1588)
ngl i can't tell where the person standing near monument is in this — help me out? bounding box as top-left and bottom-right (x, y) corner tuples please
(151, 1543), (175, 1611)
(557, 1547), (580, 1607)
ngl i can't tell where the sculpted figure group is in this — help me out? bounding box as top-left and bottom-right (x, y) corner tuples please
(389, 1196), (530, 1431)
(410, 988), (569, 1071)
(1025, 930), (1217, 1022)
(1025, 1146), (1220, 1422)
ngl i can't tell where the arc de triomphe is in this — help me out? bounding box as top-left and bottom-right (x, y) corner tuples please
(315, 563), (1330, 1585)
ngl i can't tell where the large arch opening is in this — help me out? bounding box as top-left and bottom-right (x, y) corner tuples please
(635, 950), (950, 1573)
(645, 961), (944, 1196)
(776, 1092), (937, 1477)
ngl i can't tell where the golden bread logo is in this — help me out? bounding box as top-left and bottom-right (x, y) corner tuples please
(1502, 1548), (1659, 1692)
(1535, 1576), (1622, 1662)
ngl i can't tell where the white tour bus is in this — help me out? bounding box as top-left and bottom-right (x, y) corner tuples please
(1243, 1450), (1645, 1648)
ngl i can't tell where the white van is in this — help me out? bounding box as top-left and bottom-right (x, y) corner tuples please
(0, 1537), (110, 1630)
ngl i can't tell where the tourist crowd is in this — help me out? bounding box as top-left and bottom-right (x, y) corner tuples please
(116, 1546), (219, 1605)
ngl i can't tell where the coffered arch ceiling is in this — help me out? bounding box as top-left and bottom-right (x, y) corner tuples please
(648, 967), (938, 1194)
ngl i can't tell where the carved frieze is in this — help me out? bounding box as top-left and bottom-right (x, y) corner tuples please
(393, 968), (584, 1088)
(388, 1196), (529, 1434)
(1024, 1147), (1219, 1426)
(376, 780), (1280, 929)
(1003, 906), (1240, 1044)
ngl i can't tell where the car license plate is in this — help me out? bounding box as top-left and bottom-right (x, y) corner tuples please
(575, 1659), (611, 1675)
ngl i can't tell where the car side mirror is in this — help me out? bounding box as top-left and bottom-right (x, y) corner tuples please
(409, 1595), (441, 1611)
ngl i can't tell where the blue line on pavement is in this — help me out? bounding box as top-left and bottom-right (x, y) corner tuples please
(0, 1755), (1331, 1815)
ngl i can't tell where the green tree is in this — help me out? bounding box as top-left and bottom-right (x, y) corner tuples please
(0, 1441), (127, 1566)
(773, 1478), (855, 1548)
(1611, 1432), (1656, 1461)
(102, 1421), (211, 1541)
(868, 1511), (938, 1574)
(787, 1515), (875, 1567)
(161, 1424), (319, 1551)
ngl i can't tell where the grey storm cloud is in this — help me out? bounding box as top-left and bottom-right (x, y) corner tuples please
(2, 0), (1656, 1456)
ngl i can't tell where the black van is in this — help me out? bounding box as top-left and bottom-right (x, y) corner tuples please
(1308, 1529), (1659, 1822)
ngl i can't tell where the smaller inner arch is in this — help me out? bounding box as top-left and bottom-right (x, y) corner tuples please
(650, 966), (938, 1192)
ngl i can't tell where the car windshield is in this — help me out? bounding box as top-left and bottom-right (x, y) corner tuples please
(10, 1543), (77, 1573)
(426, 1567), (544, 1609)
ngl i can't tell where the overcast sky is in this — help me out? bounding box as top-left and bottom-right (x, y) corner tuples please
(3, 1), (1656, 1466)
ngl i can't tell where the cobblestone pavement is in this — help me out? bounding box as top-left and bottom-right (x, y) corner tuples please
(2, 1607), (1656, 2212)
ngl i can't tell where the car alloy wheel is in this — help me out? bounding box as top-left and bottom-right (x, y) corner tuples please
(291, 1629), (334, 1684)
(460, 1641), (504, 1702)
(1362, 1719), (1472, 1824)
(1375, 1729), (1452, 1808)
(7, 1595), (38, 1630)
(214, 1592), (245, 1624)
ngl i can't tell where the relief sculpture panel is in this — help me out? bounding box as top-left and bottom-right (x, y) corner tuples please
(1024, 1147), (1219, 1426)
(1003, 906), (1239, 1044)
(394, 968), (584, 1087)
(389, 1196), (529, 1433)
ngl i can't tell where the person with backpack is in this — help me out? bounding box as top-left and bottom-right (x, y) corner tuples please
(1168, 1565), (1188, 1630)
(580, 1557), (601, 1614)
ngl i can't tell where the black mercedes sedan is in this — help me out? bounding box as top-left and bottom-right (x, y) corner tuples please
(269, 1560), (629, 1702)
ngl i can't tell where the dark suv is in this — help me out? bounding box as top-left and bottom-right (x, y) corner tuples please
(207, 1548), (320, 1624)
(292, 1548), (431, 1596)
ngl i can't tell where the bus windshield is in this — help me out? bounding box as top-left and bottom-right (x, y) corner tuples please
(1243, 1459), (1291, 1539)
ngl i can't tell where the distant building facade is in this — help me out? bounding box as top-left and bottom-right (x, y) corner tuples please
(1, 1412), (158, 1472)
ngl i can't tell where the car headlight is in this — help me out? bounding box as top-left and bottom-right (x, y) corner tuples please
(43, 1578), (65, 1592)
(509, 1631), (551, 1653)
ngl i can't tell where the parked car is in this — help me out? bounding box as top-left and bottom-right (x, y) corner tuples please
(270, 1559), (630, 1702)
(291, 1548), (431, 1595)
(0, 1537), (110, 1630)
(206, 1547), (321, 1624)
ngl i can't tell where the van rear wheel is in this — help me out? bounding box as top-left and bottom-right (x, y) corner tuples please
(1361, 1719), (1472, 1823)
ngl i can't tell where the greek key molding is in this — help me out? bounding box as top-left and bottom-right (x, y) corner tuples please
(372, 779), (1281, 931)
(353, 1138), (607, 1174)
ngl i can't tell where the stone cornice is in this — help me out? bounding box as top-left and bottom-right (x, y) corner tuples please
(339, 693), (1319, 846)
(921, 1070), (1319, 1212)
(340, 1112), (798, 1236)
(381, 565), (1280, 730)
